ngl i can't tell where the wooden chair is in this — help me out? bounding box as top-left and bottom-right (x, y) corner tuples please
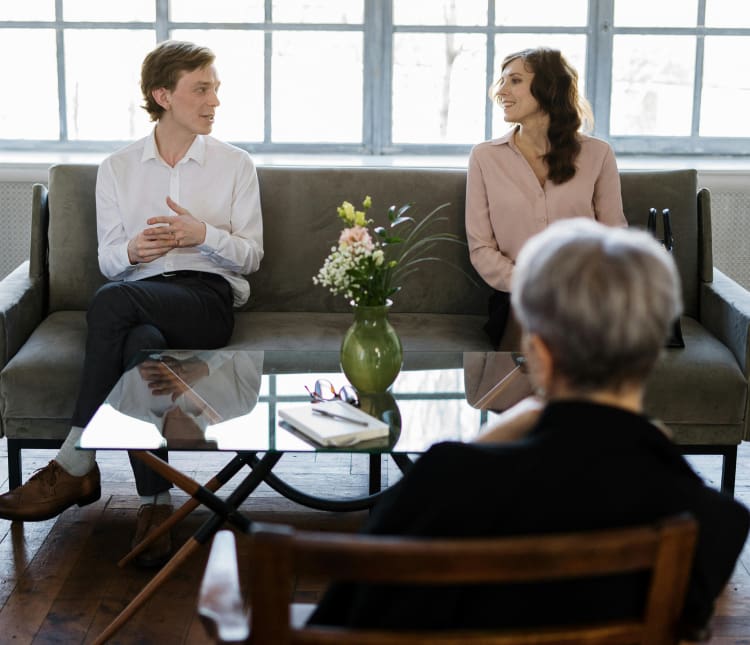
(198, 514), (699, 645)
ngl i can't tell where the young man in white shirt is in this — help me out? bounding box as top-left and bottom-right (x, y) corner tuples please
(0, 41), (263, 568)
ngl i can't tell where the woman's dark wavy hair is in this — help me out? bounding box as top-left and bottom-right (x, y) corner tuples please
(493, 47), (592, 184)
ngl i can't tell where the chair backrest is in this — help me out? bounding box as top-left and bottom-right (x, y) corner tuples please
(247, 514), (697, 645)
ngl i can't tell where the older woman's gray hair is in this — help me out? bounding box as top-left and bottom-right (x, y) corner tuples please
(511, 218), (682, 391)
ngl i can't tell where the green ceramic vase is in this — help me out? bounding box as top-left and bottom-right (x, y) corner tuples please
(340, 301), (403, 394)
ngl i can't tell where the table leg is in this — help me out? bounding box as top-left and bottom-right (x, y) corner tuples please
(93, 536), (201, 645)
(391, 453), (415, 475)
(118, 454), (248, 568)
(129, 451), (252, 530)
(368, 453), (381, 495)
(95, 451), (283, 643)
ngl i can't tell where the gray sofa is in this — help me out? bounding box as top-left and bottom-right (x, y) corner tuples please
(1, 165), (748, 494)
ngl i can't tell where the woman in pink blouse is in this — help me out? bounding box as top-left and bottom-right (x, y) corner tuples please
(466, 47), (626, 347)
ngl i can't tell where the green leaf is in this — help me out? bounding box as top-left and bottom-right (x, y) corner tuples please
(387, 203), (413, 223)
(390, 216), (416, 228)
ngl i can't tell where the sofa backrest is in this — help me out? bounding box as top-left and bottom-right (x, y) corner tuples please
(619, 169), (699, 317)
(252, 166), (487, 314)
(47, 164), (103, 313)
(42, 164), (701, 318)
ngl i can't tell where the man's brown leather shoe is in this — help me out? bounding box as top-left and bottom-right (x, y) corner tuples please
(132, 503), (173, 568)
(0, 460), (101, 522)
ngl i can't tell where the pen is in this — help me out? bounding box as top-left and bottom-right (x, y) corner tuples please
(313, 408), (369, 426)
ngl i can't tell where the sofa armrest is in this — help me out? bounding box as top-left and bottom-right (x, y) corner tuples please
(0, 261), (44, 370)
(700, 268), (750, 379)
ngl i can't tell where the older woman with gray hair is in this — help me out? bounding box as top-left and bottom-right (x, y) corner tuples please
(514, 217), (680, 400)
(477, 217), (682, 441)
(310, 219), (749, 640)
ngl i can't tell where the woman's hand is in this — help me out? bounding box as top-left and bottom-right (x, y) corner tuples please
(474, 395), (545, 443)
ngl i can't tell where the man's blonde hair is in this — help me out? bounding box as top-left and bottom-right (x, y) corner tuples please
(140, 40), (215, 122)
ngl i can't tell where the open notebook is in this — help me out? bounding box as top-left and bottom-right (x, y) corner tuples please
(278, 400), (389, 447)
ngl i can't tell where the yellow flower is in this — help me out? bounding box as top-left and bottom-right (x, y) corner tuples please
(337, 201), (356, 225)
(353, 209), (367, 227)
(362, 195), (372, 209)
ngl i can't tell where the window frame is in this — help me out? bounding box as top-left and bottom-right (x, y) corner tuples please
(1, 0), (748, 155)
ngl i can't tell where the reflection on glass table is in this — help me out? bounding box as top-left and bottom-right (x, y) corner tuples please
(77, 347), (524, 644)
(80, 349), (504, 455)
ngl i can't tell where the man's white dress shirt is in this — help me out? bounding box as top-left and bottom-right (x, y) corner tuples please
(96, 130), (264, 306)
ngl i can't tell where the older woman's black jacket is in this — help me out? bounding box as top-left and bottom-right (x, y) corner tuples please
(310, 400), (750, 635)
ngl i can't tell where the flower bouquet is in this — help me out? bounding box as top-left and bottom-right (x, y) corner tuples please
(313, 196), (467, 393)
(313, 196), (466, 307)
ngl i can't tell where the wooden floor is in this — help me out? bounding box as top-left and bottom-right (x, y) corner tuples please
(0, 440), (748, 644)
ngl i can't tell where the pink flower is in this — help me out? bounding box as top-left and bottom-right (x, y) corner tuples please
(339, 226), (374, 251)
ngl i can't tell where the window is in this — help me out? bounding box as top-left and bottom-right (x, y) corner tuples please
(2, 0), (748, 155)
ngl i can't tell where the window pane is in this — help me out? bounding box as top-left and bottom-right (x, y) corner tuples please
(272, 32), (362, 143)
(65, 30), (155, 140)
(610, 36), (695, 136)
(0, 29), (58, 139)
(700, 37), (750, 136)
(614, 0), (697, 27)
(1, 0), (54, 20)
(171, 29), (264, 142)
(705, 0), (750, 27)
(394, 0), (486, 26)
(169, 0), (264, 22)
(392, 33), (485, 144)
(492, 35), (587, 138)
(63, 0), (155, 21)
(272, 0), (363, 24)
(495, 0), (587, 27)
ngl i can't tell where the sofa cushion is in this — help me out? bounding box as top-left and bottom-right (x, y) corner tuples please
(228, 312), (492, 352)
(2, 310), (743, 446)
(644, 317), (746, 432)
(0, 311), (87, 440)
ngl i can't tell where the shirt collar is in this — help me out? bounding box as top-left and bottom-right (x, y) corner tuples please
(491, 126), (519, 147)
(141, 129), (207, 166)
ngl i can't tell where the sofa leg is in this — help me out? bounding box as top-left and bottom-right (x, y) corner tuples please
(5, 438), (66, 491)
(7, 439), (23, 490)
(678, 444), (738, 498)
(721, 446), (737, 497)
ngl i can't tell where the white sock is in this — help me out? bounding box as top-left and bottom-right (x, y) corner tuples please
(140, 491), (172, 507)
(54, 426), (97, 477)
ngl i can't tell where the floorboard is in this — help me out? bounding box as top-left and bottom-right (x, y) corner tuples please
(0, 439), (746, 643)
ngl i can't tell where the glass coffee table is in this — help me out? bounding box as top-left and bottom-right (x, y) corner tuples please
(79, 348), (520, 643)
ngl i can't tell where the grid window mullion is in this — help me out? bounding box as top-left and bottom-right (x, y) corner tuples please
(1, 0), (749, 154)
(55, 0), (67, 141)
(484, 0), (495, 142)
(691, 0), (707, 139)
